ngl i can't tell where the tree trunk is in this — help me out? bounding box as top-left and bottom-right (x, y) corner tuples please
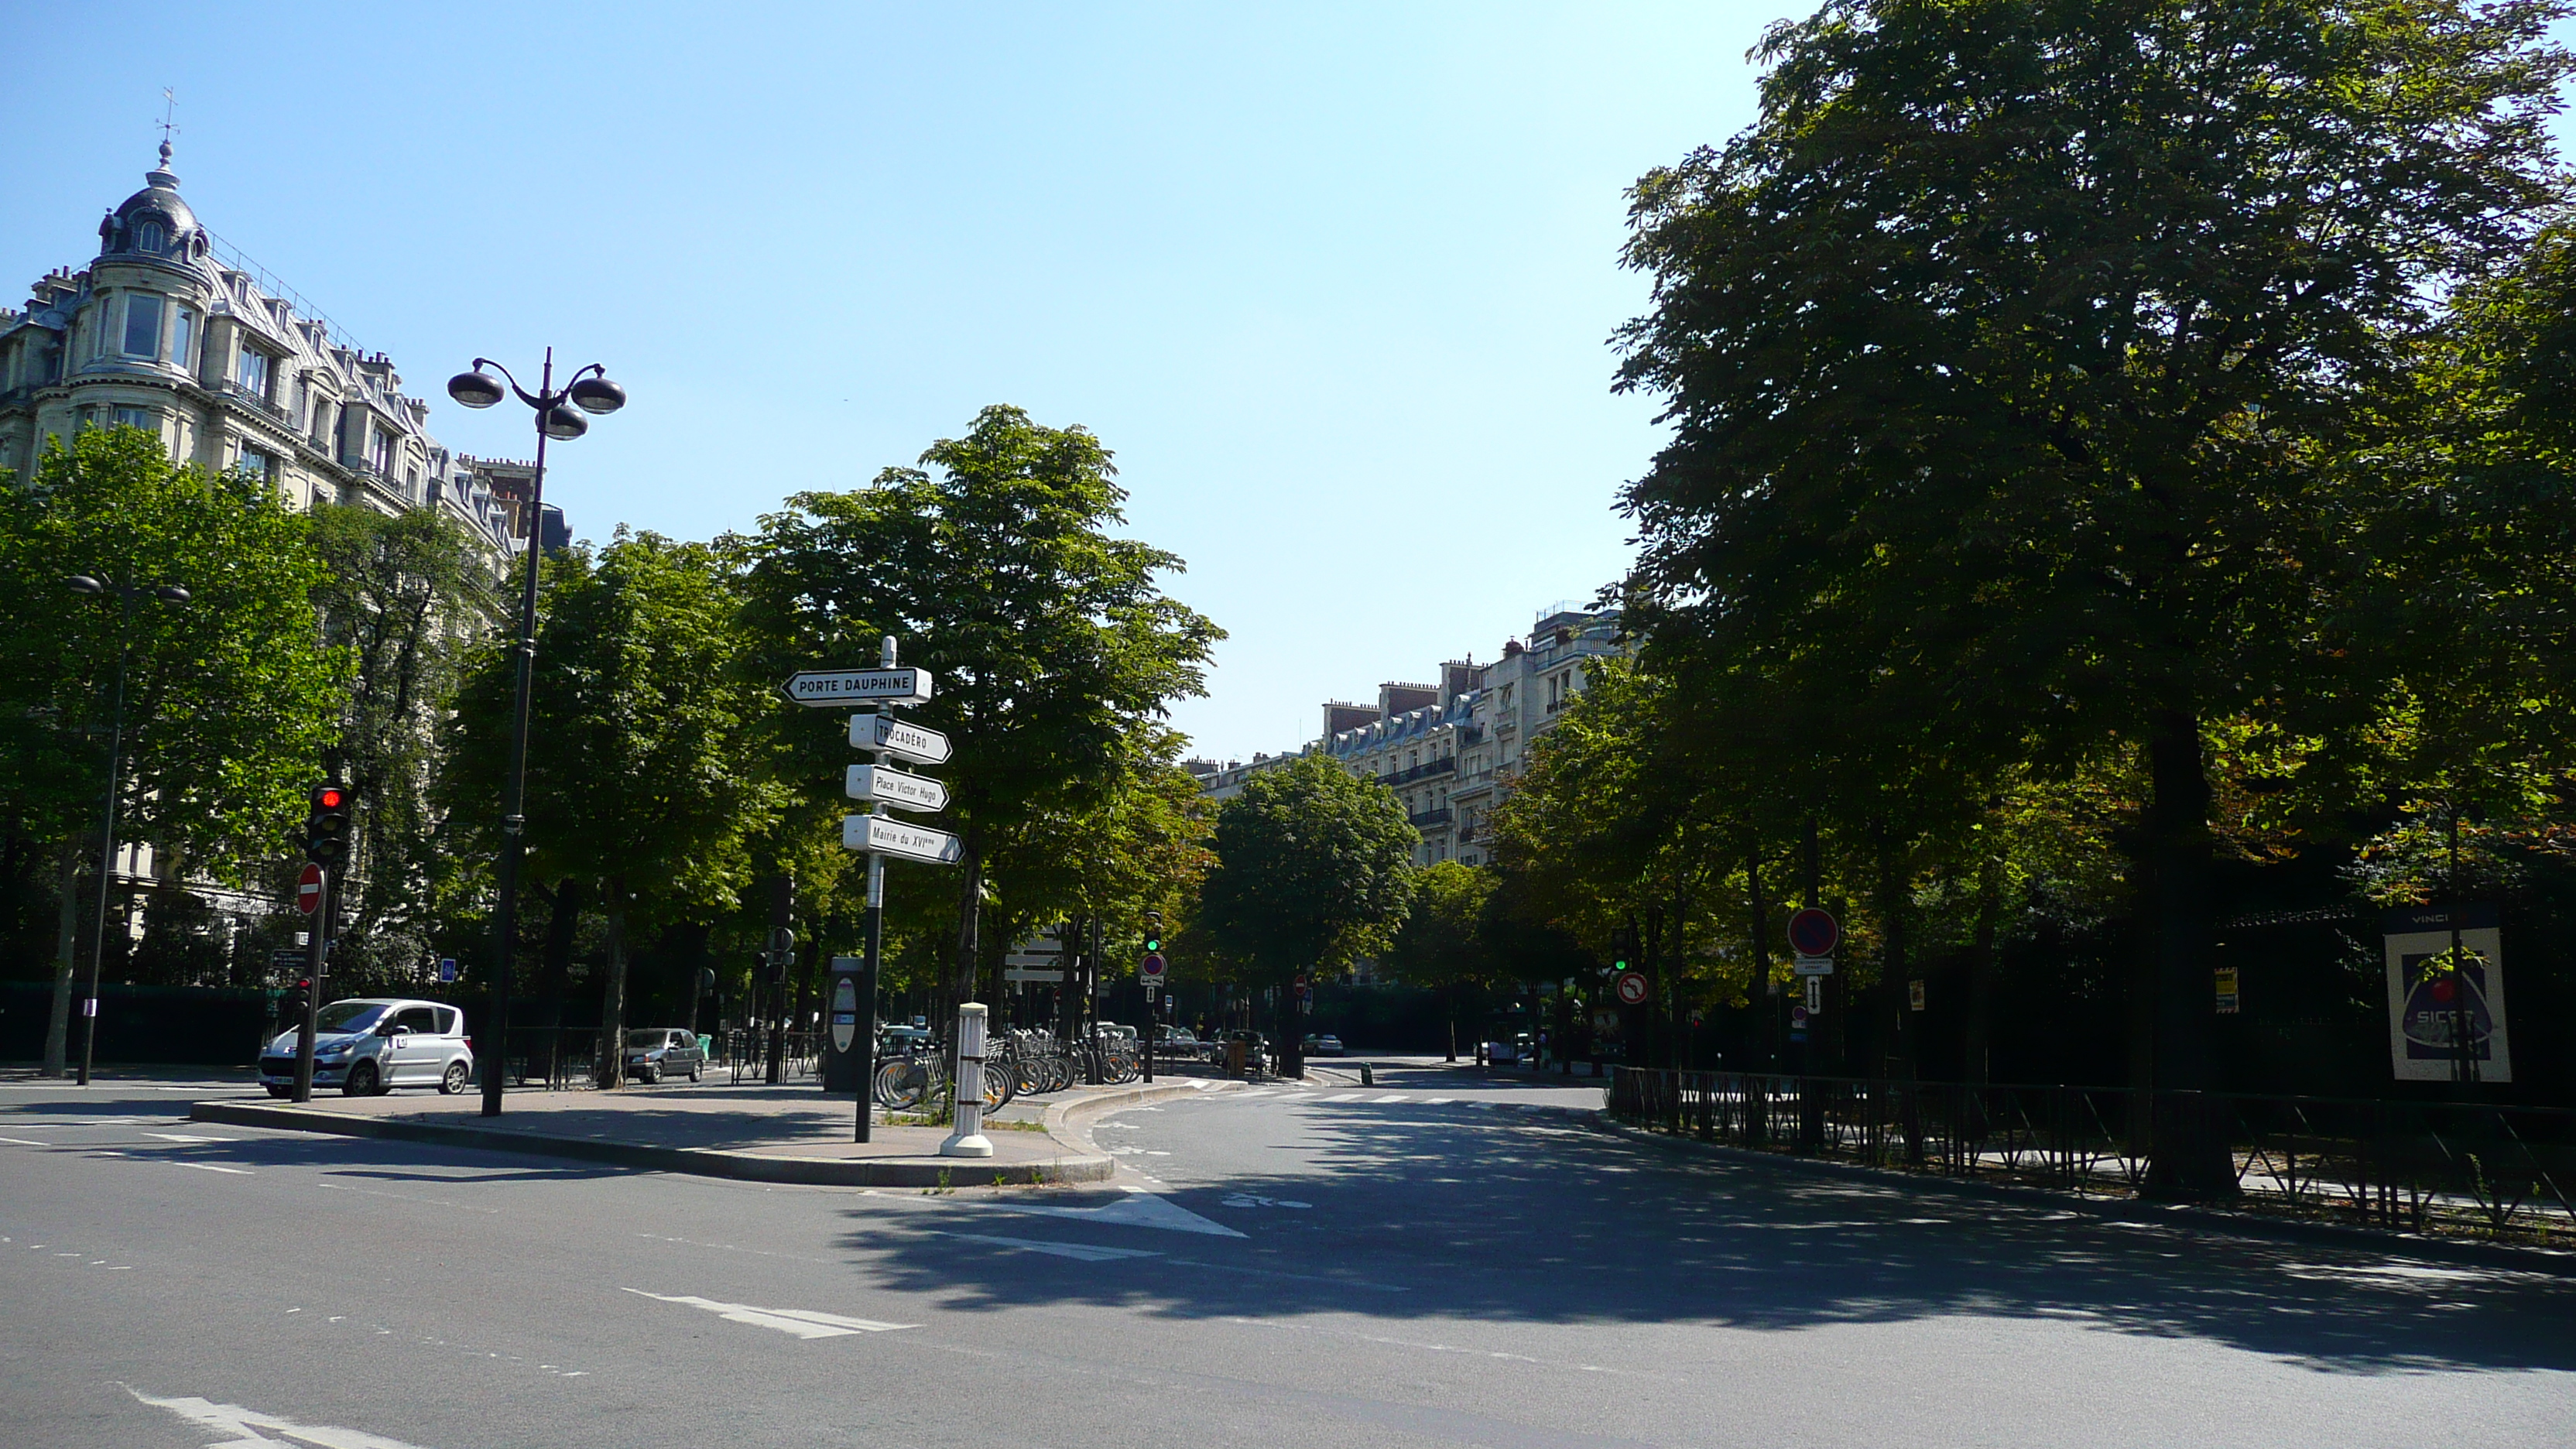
(43, 841), (79, 1077)
(598, 875), (629, 1088)
(1965, 858), (1999, 1087)
(2141, 708), (2235, 1198)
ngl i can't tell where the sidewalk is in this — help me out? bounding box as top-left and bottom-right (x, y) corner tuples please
(190, 1076), (1234, 1187)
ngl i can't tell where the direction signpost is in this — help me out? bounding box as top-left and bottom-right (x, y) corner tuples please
(813, 638), (961, 1142)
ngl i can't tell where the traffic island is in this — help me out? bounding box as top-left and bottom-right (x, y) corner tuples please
(186, 1079), (1225, 1187)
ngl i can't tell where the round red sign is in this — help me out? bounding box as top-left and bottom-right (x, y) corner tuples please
(1786, 907), (1839, 957)
(1614, 970), (1650, 1006)
(293, 862), (325, 914)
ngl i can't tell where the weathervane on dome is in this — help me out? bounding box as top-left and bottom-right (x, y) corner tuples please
(156, 87), (178, 170)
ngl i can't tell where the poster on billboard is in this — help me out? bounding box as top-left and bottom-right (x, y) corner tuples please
(2381, 904), (2512, 1083)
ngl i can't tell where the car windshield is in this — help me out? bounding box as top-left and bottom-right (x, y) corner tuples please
(625, 1030), (670, 1047)
(315, 1002), (385, 1033)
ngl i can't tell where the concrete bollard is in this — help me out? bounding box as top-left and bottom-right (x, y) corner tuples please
(1359, 1062), (1375, 1087)
(940, 1002), (994, 1158)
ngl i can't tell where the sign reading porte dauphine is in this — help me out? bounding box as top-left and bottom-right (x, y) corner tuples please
(783, 667), (933, 707)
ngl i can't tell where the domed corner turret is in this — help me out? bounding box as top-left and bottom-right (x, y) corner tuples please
(98, 139), (203, 262)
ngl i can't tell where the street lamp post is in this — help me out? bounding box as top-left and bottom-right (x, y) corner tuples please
(64, 575), (190, 1087)
(447, 349), (625, 1117)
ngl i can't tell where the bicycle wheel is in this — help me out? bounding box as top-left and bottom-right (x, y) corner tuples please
(875, 1058), (927, 1111)
(978, 1062), (1012, 1110)
(1107, 1050), (1140, 1085)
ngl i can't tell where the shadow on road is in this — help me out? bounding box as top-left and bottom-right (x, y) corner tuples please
(832, 1093), (2576, 1375)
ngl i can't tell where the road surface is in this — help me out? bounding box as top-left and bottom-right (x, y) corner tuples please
(5, 1061), (2571, 1447)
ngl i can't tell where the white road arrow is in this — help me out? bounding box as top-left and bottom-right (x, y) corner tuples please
(619, 1288), (913, 1339)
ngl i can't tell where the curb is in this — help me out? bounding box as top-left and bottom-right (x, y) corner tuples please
(1042, 1078), (1243, 1158)
(188, 1100), (1112, 1188)
(1585, 1114), (2576, 1278)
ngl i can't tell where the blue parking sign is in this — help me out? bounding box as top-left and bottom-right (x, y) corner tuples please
(437, 957), (457, 983)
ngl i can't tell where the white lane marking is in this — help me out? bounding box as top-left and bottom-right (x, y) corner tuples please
(0, 1136), (45, 1146)
(1372, 1094), (1413, 1103)
(125, 1386), (431, 1447)
(987, 1185), (1246, 1238)
(947, 1232), (1163, 1262)
(1273, 1091), (1317, 1101)
(144, 1132), (238, 1143)
(1234, 1088), (1279, 1098)
(619, 1287), (913, 1339)
(174, 1162), (254, 1175)
(1221, 1194), (1314, 1210)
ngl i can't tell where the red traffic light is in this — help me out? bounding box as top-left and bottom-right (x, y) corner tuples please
(313, 786), (346, 810)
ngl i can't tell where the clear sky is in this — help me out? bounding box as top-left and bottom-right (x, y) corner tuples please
(6, 4), (2567, 766)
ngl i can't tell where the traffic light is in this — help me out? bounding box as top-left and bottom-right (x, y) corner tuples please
(1142, 910), (1163, 955)
(767, 927), (796, 983)
(303, 783), (351, 865)
(281, 978), (311, 1018)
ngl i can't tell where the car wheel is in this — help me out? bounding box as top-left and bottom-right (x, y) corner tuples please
(264, 1084), (290, 1098)
(641, 1066), (659, 1085)
(343, 1060), (379, 1096)
(687, 1062), (701, 1083)
(439, 1060), (470, 1095)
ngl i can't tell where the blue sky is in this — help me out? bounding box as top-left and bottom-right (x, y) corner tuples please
(6, 4), (2567, 765)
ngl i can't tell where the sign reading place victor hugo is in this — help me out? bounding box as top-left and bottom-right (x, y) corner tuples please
(2381, 903), (2513, 1083)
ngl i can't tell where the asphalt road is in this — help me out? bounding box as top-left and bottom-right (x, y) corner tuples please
(5, 1060), (2573, 1448)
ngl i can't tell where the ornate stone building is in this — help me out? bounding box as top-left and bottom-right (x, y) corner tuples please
(0, 142), (530, 553)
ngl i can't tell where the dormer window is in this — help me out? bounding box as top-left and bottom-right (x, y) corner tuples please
(135, 221), (167, 253)
(236, 344), (272, 399)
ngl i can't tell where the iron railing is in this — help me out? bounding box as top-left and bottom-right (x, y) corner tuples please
(1608, 1068), (2576, 1248)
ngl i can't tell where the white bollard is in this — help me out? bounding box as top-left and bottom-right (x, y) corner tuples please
(940, 1002), (994, 1158)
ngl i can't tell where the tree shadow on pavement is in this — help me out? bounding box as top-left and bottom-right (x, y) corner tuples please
(830, 1097), (2576, 1376)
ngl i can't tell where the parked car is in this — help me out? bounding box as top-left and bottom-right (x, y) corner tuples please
(259, 998), (474, 1098)
(1483, 1033), (1534, 1064)
(1302, 1033), (1345, 1057)
(623, 1027), (706, 1084)
(1153, 1026), (1207, 1060)
(879, 1025), (933, 1055)
(1214, 1029), (1266, 1069)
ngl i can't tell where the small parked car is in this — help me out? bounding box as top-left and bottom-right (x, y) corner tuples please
(1302, 1033), (1345, 1057)
(260, 998), (474, 1098)
(622, 1027), (706, 1084)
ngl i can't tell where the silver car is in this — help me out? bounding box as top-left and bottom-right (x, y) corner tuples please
(260, 998), (474, 1098)
(622, 1027), (706, 1084)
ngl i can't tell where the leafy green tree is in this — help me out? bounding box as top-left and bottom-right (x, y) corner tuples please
(1614, 0), (2570, 1193)
(307, 503), (495, 986)
(444, 529), (775, 1084)
(0, 426), (344, 1072)
(1382, 859), (1499, 1060)
(739, 405), (1221, 1008)
(1198, 753), (1416, 1071)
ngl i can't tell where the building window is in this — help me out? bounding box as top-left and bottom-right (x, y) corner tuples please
(237, 344), (271, 398)
(172, 307), (197, 371)
(369, 425), (394, 474)
(113, 406), (156, 434)
(135, 221), (167, 253)
(311, 399), (335, 448)
(122, 294), (163, 358)
(238, 444), (272, 480)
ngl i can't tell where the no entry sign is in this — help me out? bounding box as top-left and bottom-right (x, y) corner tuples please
(293, 863), (325, 915)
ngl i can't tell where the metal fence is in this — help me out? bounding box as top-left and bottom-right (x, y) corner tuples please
(1608, 1068), (2576, 1248)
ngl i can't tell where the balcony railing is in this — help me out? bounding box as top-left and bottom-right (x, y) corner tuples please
(222, 381), (286, 423)
(1379, 755), (1458, 789)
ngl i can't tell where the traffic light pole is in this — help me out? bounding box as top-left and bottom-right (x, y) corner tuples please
(292, 867), (328, 1103)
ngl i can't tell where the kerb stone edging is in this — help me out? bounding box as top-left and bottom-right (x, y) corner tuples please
(1585, 1112), (2576, 1279)
(188, 1098), (1112, 1187)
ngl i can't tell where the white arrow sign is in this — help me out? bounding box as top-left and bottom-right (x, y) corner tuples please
(783, 667), (933, 708)
(846, 763), (948, 813)
(851, 712), (953, 765)
(843, 814), (964, 865)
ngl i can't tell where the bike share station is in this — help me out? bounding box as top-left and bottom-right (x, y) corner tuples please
(783, 640), (987, 1154)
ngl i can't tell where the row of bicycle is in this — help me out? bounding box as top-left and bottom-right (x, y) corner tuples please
(870, 1028), (1146, 1112)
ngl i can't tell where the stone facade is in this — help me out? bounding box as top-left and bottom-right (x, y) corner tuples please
(0, 143), (527, 556)
(1187, 605), (1625, 868)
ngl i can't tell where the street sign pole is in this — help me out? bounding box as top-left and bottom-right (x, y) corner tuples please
(855, 684), (891, 1145)
(293, 865), (328, 1104)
